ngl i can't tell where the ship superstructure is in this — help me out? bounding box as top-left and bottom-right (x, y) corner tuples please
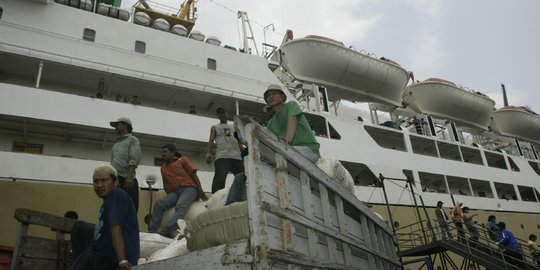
(1, 0), (540, 262)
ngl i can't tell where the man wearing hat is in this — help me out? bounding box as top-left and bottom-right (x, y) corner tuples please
(435, 201), (452, 240)
(110, 117), (142, 213)
(70, 164), (139, 269)
(148, 144), (207, 238)
(263, 84), (320, 162)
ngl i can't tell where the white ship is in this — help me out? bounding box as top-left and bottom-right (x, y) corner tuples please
(1, 0), (540, 269)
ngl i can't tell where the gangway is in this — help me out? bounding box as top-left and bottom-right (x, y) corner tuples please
(396, 219), (539, 270)
(377, 174), (538, 270)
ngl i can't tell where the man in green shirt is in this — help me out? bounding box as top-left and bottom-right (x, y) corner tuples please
(264, 84), (320, 162)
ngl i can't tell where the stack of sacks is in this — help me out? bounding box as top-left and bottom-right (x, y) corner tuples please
(141, 188), (233, 263)
(139, 232), (174, 258)
(316, 157), (354, 193)
(146, 220), (190, 263)
(140, 200), (207, 262)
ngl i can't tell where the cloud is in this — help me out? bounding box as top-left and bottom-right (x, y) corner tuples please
(408, 0), (442, 17)
(409, 32), (448, 79)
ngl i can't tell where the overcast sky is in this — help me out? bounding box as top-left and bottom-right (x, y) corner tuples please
(123, 0), (540, 113)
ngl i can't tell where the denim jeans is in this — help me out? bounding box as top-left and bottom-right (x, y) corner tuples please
(225, 173), (247, 205)
(148, 186), (197, 234)
(118, 176), (139, 213)
(211, 158), (244, 193)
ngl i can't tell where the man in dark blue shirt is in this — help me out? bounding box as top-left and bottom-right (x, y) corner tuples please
(70, 164), (139, 270)
(498, 222), (524, 268)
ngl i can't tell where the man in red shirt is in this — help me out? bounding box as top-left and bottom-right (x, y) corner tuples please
(148, 144), (207, 238)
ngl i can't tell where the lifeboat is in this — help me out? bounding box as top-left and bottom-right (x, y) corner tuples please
(491, 106), (540, 144)
(402, 78), (495, 131)
(278, 35), (410, 107)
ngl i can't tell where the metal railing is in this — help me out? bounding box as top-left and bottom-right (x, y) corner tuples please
(396, 219), (540, 269)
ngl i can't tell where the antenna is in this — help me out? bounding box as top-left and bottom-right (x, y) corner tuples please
(501, 83), (509, 106)
(237, 11), (259, 56)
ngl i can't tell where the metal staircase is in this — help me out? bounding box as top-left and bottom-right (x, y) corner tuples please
(396, 219), (539, 270)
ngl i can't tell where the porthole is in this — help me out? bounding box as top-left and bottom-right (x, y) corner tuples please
(135, 41), (146, 53)
(82, 28), (96, 42)
(207, 58), (216, 70)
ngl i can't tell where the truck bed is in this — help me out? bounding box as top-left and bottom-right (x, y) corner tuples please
(135, 119), (400, 269)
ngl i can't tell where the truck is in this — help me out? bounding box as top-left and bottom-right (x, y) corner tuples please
(134, 118), (400, 269)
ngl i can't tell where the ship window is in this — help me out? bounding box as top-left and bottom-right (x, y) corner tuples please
(517, 185), (538, 202)
(305, 114), (341, 140)
(419, 172), (447, 194)
(82, 28), (96, 42)
(528, 161), (540, 176)
(207, 58), (216, 70)
(134, 41), (146, 53)
(365, 125), (406, 152)
(470, 178), (494, 198)
(484, 151), (507, 170)
(508, 157), (520, 172)
(460, 146), (483, 165)
(410, 135), (438, 157)
(340, 161), (378, 187)
(437, 141), (462, 161)
(447, 176), (471, 196)
(494, 182), (517, 200)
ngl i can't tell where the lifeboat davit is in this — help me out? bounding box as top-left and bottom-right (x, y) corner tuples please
(491, 106), (540, 144)
(402, 78), (495, 131)
(278, 35), (410, 107)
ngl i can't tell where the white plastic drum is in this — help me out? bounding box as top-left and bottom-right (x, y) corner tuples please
(152, 18), (170, 31)
(134, 12), (151, 26)
(205, 36), (221, 46)
(170, 24), (188, 36)
(188, 30), (205, 41)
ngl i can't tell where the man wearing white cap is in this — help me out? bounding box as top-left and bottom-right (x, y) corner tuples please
(110, 117), (142, 213)
(263, 84), (320, 162)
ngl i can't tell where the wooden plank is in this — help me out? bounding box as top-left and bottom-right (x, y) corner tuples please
(306, 229), (318, 258)
(10, 223), (27, 270)
(266, 249), (343, 269)
(275, 154), (290, 209)
(13, 257), (65, 270)
(260, 202), (397, 265)
(17, 236), (70, 261)
(243, 123), (270, 268)
(299, 171), (313, 219)
(318, 184), (332, 228)
(335, 196), (347, 235)
(281, 220), (295, 251)
(327, 234), (338, 264)
(14, 209), (76, 233)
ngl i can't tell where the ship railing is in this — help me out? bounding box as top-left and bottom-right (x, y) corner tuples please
(132, 0), (180, 16)
(397, 218), (540, 269)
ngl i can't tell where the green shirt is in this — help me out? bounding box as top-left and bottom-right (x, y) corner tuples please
(267, 101), (320, 156)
